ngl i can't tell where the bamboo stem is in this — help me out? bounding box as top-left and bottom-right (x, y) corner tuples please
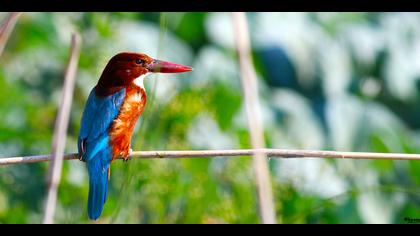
(0, 12), (22, 57)
(42, 33), (81, 224)
(232, 12), (277, 224)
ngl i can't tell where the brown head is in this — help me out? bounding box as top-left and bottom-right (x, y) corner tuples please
(95, 52), (192, 96)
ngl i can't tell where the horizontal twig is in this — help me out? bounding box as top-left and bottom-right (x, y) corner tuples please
(1, 149), (420, 166)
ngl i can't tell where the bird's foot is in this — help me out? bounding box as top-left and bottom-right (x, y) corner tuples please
(123, 148), (133, 162)
(79, 155), (86, 162)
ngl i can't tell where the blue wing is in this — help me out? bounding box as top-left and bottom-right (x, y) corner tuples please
(77, 88), (126, 162)
(77, 87), (126, 220)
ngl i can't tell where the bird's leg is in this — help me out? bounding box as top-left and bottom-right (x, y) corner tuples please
(122, 148), (133, 162)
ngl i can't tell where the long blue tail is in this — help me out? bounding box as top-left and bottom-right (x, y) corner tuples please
(87, 150), (110, 220)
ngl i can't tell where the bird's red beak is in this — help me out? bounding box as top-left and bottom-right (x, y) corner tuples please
(147, 59), (193, 73)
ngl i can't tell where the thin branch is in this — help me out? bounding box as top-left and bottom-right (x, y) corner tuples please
(2, 148), (420, 166)
(42, 33), (81, 224)
(232, 12), (277, 224)
(0, 12), (22, 57)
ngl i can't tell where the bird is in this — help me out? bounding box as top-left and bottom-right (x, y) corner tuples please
(77, 52), (192, 220)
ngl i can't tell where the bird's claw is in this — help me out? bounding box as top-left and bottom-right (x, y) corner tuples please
(123, 157), (132, 162)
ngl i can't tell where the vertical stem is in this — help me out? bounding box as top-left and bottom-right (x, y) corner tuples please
(43, 33), (81, 224)
(232, 12), (277, 224)
(0, 12), (22, 58)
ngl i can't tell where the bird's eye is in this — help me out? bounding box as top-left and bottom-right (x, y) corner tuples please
(135, 59), (145, 65)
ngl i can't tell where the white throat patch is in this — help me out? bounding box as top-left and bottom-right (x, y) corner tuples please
(133, 72), (151, 89)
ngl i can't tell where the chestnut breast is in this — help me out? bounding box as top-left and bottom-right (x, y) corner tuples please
(109, 84), (147, 160)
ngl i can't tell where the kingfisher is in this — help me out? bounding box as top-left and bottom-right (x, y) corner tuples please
(77, 52), (192, 220)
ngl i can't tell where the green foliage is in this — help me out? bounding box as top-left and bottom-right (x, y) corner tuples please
(0, 12), (420, 224)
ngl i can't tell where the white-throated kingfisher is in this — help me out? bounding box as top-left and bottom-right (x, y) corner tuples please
(77, 52), (192, 220)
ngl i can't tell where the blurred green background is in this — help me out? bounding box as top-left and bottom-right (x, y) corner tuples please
(0, 12), (419, 224)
